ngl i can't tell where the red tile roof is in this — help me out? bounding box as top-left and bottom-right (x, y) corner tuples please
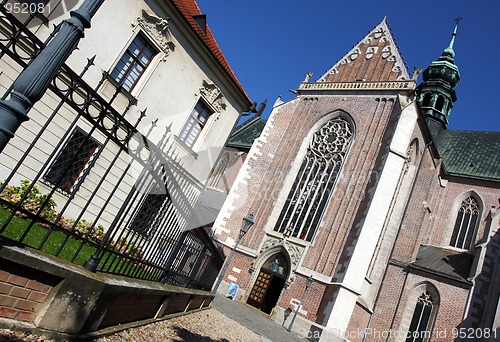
(171, 0), (252, 105)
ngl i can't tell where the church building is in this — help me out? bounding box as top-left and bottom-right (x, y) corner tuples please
(212, 18), (500, 341)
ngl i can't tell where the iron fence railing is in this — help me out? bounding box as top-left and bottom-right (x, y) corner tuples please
(0, 2), (224, 290)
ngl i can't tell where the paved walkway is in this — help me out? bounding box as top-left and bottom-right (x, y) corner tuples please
(211, 293), (307, 342)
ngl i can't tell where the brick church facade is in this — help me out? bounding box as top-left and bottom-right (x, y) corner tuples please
(212, 18), (500, 341)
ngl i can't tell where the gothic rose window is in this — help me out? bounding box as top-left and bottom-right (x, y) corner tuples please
(274, 117), (353, 241)
(450, 196), (480, 250)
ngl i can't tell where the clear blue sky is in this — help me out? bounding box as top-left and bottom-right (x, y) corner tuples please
(197, 0), (499, 132)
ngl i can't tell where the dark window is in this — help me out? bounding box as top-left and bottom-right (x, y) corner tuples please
(450, 196), (479, 250)
(129, 192), (168, 238)
(273, 117), (353, 241)
(422, 93), (432, 107)
(179, 100), (213, 148)
(435, 96), (445, 111)
(43, 127), (100, 194)
(406, 292), (434, 342)
(110, 34), (157, 92)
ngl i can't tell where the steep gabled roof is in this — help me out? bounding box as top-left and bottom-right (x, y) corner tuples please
(171, 0), (251, 104)
(411, 245), (473, 283)
(227, 115), (267, 150)
(317, 18), (410, 83)
(435, 130), (500, 182)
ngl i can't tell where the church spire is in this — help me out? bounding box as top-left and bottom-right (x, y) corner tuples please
(417, 18), (461, 137)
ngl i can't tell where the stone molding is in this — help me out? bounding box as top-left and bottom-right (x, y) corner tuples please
(250, 235), (306, 287)
(298, 80), (416, 92)
(197, 80), (226, 113)
(133, 10), (175, 61)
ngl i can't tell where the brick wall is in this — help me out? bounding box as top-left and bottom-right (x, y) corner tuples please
(0, 259), (61, 323)
(346, 302), (371, 342)
(97, 293), (165, 329)
(0, 247), (215, 337)
(365, 264), (470, 342)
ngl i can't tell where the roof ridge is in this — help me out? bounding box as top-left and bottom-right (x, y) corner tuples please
(171, 0), (252, 104)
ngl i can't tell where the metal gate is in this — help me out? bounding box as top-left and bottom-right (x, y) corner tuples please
(0, 2), (223, 290)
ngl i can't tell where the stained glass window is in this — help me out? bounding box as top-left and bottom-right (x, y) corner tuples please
(406, 291), (434, 342)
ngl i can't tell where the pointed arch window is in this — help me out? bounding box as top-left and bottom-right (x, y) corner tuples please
(274, 117), (354, 241)
(208, 153), (230, 188)
(450, 196), (480, 250)
(406, 291), (434, 342)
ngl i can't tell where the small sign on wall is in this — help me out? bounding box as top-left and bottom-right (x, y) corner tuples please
(226, 283), (239, 300)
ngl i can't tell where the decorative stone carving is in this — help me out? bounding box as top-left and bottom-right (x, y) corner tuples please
(249, 236), (306, 287)
(362, 37), (373, 45)
(366, 46), (378, 60)
(303, 71), (314, 82)
(349, 47), (361, 61)
(134, 10), (175, 60)
(381, 46), (391, 59)
(373, 27), (385, 39)
(198, 80), (226, 113)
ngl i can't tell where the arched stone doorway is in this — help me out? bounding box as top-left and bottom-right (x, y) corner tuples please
(247, 253), (289, 314)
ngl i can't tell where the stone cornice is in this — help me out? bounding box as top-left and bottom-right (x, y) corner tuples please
(298, 80), (416, 93)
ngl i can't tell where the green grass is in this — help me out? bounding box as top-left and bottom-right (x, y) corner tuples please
(0, 207), (151, 279)
(0, 206), (97, 265)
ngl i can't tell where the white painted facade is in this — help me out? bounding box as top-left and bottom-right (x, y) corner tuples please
(0, 0), (250, 237)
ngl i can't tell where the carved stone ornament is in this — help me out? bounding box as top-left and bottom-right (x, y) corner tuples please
(198, 80), (226, 113)
(133, 10), (175, 60)
(249, 236), (305, 287)
(366, 46), (379, 60)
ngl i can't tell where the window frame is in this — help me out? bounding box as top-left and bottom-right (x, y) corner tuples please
(208, 152), (230, 188)
(406, 291), (435, 342)
(178, 99), (214, 149)
(449, 195), (481, 250)
(110, 32), (158, 93)
(42, 126), (101, 196)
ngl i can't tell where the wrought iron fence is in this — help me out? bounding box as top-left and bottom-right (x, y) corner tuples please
(0, 2), (224, 290)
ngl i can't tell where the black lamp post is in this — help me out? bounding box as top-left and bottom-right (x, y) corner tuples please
(287, 274), (314, 332)
(212, 213), (254, 294)
(282, 307), (292, 327)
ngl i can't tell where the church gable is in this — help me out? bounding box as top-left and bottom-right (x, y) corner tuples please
(318, 18), (409, 83)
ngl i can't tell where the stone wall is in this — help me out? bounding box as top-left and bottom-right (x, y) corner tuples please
(0, 241), (213, 339)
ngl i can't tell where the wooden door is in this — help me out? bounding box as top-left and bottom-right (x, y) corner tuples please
(247, 270), (272, 308)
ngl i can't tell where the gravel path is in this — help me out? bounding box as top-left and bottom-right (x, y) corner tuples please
(0, 308), (262, 342)
(96, 308), (261, 342)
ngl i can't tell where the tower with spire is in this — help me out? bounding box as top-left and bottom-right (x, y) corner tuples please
(417, 19), (461, 137)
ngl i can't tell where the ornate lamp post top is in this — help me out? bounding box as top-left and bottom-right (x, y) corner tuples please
(239, 213), (254, 238)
